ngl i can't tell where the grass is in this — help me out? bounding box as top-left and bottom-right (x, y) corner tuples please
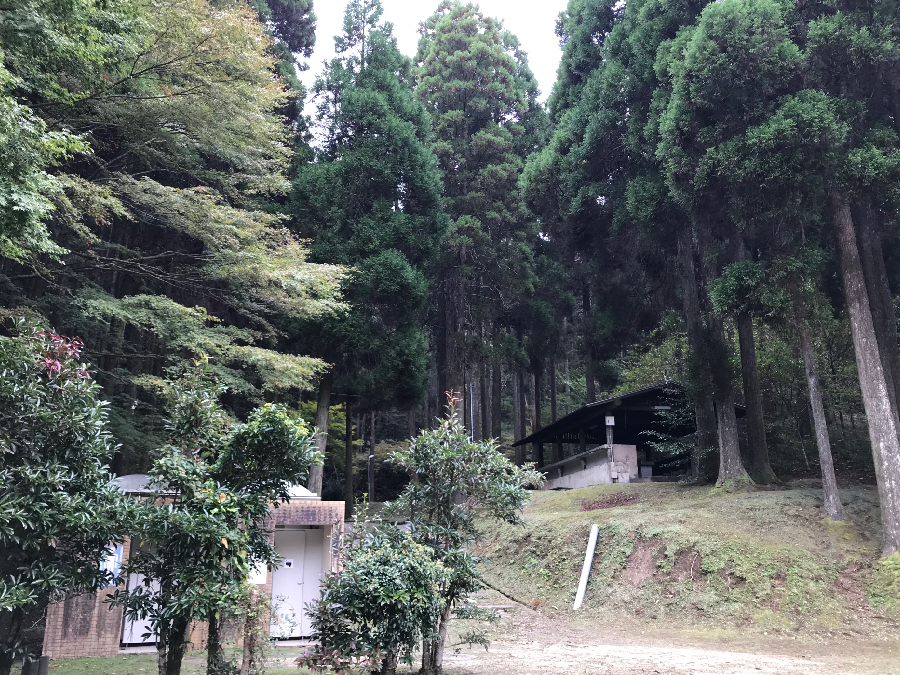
(13, 651), (312, 675)
(474, 480), (893, 632)
(868, 552), (900, 619)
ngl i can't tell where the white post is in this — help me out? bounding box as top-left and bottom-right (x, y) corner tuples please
(573, 523), (599, 610)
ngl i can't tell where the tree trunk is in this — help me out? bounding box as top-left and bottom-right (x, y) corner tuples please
(379, 651), (399, 675)
(307, 370), (333, 496)
(583, 285), (596, 403)
(737, 312), (778, 484)
(710, 315), (749, 485)
(832, 192), (900, 556)
(515, 369), (526, 466)
(715, 388), (748, 484)
(239, 589), (260, 675)
(436, 283), (449, 416)
(491, 361), (502, 440)
(857, 204), (900, 412)
(490, 323), (503, 439)
(480, 364), (489, 442)
(797, 307), (845, 521)
(533, 363), (544, 467)
(677, 228), (719, 482)
(344, 400), (354, 521)
(462, 370), (470, 435)
(205, 612), (228, 675)
(857, 205), (897, 509)
(421, 602), (452, 675)
(0, 608), (24, 675)
(368, 411), (376, 501)
(157, 618), (188, 675)
(512, 371), (521, 448)
(550, 357), (562, 463)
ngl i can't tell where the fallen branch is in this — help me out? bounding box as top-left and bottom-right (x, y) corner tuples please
(479, 579), (536, 610)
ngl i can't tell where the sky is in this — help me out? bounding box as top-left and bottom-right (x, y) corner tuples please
(299, 0), (569, 103)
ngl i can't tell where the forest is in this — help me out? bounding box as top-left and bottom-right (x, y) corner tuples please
(3, 0), (900, 673)
(3, 0), (900, 579)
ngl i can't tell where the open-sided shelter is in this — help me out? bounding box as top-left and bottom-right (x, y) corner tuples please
(515, 383), (744, 488)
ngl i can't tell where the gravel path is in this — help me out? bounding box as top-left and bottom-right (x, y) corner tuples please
(428, 591), (900, 675)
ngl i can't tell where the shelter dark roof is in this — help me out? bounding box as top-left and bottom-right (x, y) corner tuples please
(513, 382), (744, 447)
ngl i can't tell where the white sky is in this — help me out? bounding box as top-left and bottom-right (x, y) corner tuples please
(300, 0), (568, 103)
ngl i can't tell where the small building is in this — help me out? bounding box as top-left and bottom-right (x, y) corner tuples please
(514, 383), (744, 489)
(42, 476), (344, 659)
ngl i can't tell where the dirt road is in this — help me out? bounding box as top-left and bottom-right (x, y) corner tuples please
(428, 591), (900, 675)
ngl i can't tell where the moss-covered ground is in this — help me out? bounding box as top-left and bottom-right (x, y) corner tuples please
(475, 481), (899, 634)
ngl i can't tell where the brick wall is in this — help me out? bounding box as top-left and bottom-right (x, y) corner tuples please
(43, 537), (132, 659)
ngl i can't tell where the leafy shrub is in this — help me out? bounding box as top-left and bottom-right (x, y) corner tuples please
(298, 528), (449, 675)
(0, 324), (126, 669)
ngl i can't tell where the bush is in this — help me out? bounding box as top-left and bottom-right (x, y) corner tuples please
(0, 324), (126, 672)
(298, 528), (449, 675)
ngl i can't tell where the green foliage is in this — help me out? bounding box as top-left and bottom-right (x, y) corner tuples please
(293, 0), (445, 409)
(0, 59), (85, 261)
(611, 312), (686, 393)
(867, 553), (900, 619)
(0, 0), (345, 464)
(74, 290), (330, 399)
(0, 324), (126, 665)
(111, 362), (320, 675)
(387, 402), (543, 664)
(250, 0), (316, 59)
(298, 527), (449, 673)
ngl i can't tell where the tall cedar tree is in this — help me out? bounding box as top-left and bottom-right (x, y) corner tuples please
(656, 0), (801, 484)
(525, 0), (716, 475)
(292, 0), (446, 493)
(250, 0), (317, 149)
(415, 1), (547, 434)
(800, 0), (900, 555)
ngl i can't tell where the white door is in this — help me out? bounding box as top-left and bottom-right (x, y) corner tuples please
(300, 528), (325, 636)
(121, 571), (158, 645)
(270, 530), (307, 638)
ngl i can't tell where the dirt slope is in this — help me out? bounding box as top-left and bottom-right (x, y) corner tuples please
(474, 482), (898, 633)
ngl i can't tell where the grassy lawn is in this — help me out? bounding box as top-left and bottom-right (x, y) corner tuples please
(16, 651), (313, 675)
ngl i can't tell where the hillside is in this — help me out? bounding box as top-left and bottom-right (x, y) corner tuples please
(475, 482), (900, 635)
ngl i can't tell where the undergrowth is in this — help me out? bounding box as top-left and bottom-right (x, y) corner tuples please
(475, 482), (886, 631)
(868, 552), (900, 619)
